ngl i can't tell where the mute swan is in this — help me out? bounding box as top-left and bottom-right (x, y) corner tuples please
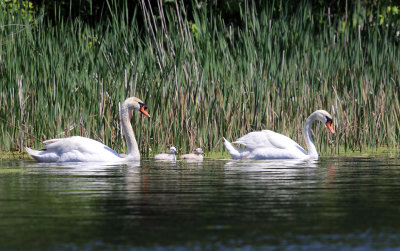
(26, 97), (150, 162)
(154, 146), (178, 161)
(223, 110), (335, 160)
(180, 148), (204, 160)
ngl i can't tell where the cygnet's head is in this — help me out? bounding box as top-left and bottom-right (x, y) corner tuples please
(170, 146), (178, 154)
(194, 148), (204, 155)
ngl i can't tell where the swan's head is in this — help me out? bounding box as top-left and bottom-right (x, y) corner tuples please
(194, 148), (204, 154)
(314, 110), (335, 134)
(124, 97), (151, 118)
(170, 146), (178, 154)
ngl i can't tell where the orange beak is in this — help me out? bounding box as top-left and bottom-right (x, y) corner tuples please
(326, 121), (335, 134)
(140, 106), (151, 118)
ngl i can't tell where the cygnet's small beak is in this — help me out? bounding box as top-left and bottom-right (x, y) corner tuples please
(326, 121), (335, 134)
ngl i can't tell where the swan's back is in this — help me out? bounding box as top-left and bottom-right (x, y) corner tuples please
(27, 136), (123, 162)
(234, 130), (306, 153)
(233, 131), (274, 149)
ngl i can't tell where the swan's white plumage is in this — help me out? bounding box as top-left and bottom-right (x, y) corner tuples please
(26, 136), (123, 162)
(223, 110), (334, 160)
(233, 130), (307, 152)
(26, 97), (150, 163)
(154, 146), (177, 161)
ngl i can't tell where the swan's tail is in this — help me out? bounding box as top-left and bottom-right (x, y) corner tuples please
(223, 137), (242, 159)
(25, 147), (59, 162)
(26, 147), (40, 159)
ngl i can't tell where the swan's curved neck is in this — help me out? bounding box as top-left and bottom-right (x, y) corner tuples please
(304, 113), (318, 159)
(121, 104), (140, 160)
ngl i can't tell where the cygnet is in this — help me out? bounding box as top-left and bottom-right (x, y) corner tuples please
(180, 148), (204, 161)
(154, 146), (178, 161)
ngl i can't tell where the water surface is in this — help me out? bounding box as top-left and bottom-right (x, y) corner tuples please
(1, 157), (400, 250)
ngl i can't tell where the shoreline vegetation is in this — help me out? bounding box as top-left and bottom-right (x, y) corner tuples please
(1, 1), (400, 158)
(1, 147), (399, 160)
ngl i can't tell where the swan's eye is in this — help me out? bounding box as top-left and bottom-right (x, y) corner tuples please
(326, 116), (332, 123)
(139, 102), (146, 110)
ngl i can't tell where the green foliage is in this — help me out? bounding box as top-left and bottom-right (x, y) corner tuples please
(1, 0), (38, 22)
(1, 0), (400, 157)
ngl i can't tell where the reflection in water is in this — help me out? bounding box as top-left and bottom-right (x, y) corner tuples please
(223, 158), (318, 171)
(27, 161), (141, 175)
(1, 157), (400, 250)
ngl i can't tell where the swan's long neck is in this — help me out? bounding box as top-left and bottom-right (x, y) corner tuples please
(304, 113), (318, 159)
(120, 104), (140, 160)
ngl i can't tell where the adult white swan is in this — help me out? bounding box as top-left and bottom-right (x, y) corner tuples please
(223, 110), (335, 160)
(26, 97), (150, 162)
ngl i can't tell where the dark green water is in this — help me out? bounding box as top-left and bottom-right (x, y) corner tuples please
(1, 157), (400, 250)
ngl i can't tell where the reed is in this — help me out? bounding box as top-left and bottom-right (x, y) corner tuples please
(1, 1), (399, 157)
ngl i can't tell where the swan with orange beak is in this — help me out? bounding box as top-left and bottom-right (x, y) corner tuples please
(223, 110), (335, 160)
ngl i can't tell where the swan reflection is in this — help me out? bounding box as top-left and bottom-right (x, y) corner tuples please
(224, 158), (318, 170)
(26, 161), (140, 176)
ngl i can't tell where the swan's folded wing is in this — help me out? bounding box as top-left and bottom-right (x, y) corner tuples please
(264, 130), (307, 154)
(233, 131), (274, 149)
(232, 130), (307, 155)
(43, 138), (63, 146)
(43, 136), (120, 157)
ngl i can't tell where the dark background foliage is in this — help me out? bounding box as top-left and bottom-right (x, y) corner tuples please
(9, 0), (400, 30)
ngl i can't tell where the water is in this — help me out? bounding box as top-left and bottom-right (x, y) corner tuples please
(1, 157), (400, 250)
